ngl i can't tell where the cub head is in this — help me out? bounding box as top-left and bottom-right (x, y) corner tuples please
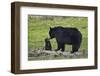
(45, 38), (50, 42)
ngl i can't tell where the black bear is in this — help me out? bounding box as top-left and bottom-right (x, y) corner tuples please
(49, 26), (82, 53)
(44, 38), (52, 51)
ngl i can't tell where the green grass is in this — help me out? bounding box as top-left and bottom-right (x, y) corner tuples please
(28, 15), (88, 60)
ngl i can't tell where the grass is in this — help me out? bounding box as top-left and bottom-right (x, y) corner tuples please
(28, 15), (88, 60)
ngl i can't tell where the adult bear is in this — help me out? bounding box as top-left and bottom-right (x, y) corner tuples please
(49, 26), (82, 53)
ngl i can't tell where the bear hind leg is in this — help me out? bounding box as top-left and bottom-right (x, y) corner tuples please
(71, 44), (80, 53)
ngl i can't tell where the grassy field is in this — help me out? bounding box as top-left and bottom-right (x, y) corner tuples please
(28, 15), (88, 61)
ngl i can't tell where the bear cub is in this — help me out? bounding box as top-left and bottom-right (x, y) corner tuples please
(44, 38), (52, 51)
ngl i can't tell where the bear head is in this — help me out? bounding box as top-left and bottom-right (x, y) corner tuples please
(49, 27), (55, 39)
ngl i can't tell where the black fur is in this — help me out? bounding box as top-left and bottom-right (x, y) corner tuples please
(44, 38), (52, 50)
(49, 26), (82, 53)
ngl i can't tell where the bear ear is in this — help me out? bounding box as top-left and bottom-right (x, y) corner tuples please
(50, 27), (52, 30)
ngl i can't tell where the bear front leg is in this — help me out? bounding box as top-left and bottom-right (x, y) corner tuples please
(55, 42), (61, 51)
(61, 44), (65, 52)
